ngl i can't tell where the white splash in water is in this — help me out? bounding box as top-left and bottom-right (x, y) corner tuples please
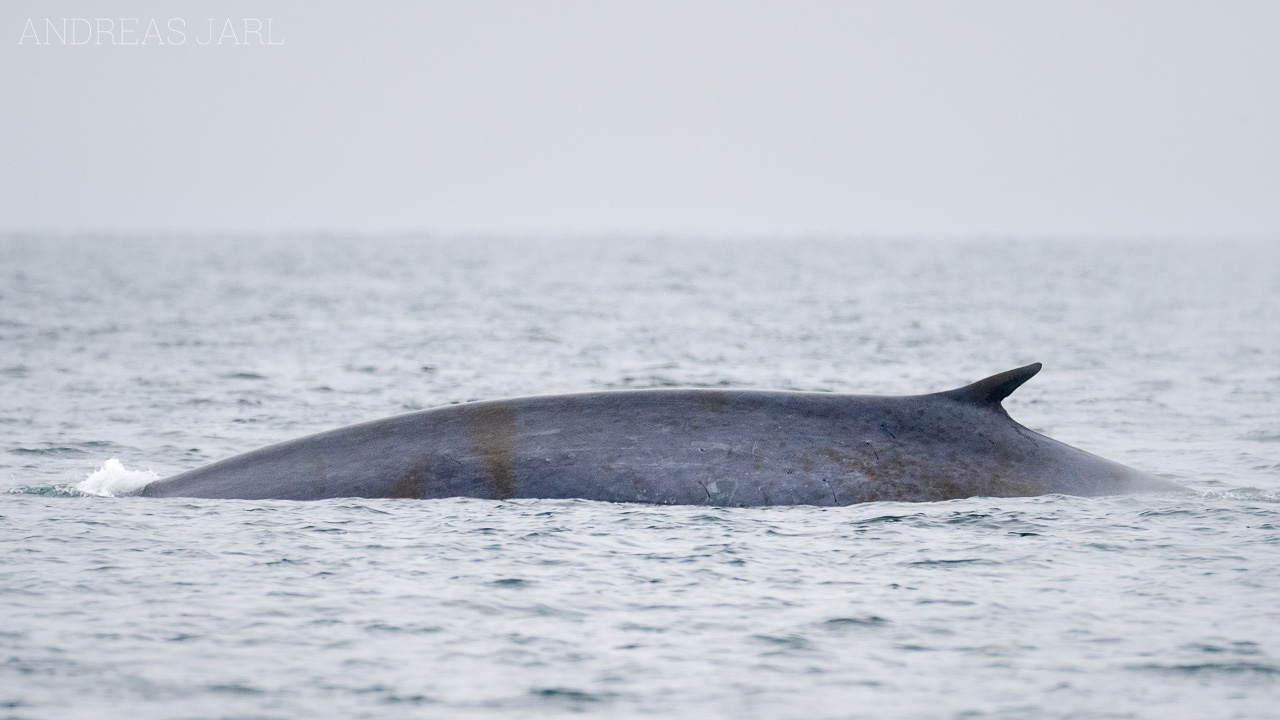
(77, 458), (159, 497)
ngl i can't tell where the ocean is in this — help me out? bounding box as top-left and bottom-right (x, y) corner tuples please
(2, 236), (1278, 718)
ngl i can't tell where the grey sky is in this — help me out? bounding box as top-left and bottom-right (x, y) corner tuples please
(3, 1), (1278, 237)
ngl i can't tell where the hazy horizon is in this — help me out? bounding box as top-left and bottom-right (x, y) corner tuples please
(3, 1), (1278, 238)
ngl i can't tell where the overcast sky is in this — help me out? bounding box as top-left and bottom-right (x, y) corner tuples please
(2, 1), (1278, 237)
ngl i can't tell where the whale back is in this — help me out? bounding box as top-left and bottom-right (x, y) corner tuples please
(141, 364), (1180, 503)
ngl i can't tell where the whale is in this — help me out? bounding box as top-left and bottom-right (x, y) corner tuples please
(139, 363), (1181, 504)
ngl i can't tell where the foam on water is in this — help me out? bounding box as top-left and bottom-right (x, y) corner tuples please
(75, 457), (159, 497)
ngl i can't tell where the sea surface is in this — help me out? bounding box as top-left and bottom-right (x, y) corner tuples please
(1, 236), (1278, 719)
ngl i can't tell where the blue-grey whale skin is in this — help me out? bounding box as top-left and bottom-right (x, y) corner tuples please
(140, 363), (1182, 503)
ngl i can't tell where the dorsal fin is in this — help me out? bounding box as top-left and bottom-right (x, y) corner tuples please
(942, 363), (1042, 407)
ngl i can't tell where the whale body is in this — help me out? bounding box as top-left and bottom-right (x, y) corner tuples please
(140, 363), (1181, 504)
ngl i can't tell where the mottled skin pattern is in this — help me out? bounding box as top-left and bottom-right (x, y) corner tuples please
(141, 364), (1182, 504)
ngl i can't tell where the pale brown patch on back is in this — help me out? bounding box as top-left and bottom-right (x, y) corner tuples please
(391, 459), (431, 499)
(309, 454), (329, 499)
(464, 402), (517, 500)
(700, 391), (728, 414)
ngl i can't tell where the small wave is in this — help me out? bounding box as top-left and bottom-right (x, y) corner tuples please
(530, 687), (608, 703)
(1197, 489), (1280, 504)
(76, 458), (159, 497)
(5, 484), (88, 497)
(220, 371), (268, 380)
(8, 441), (117, 458)
(9, 446), (89, 457)
(822, 616), (889, 627)
(1130, 661), (1280, 676)
(1242, 430), (1280, 443)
